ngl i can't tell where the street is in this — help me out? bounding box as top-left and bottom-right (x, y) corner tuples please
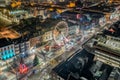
(26, 23), (105, 80)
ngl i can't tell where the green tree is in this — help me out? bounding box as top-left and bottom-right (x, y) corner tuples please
(33, 55), (39, 66)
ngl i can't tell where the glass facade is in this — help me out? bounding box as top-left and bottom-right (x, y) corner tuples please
(0, 45), (15, 60)
(0, 41), (30, 60)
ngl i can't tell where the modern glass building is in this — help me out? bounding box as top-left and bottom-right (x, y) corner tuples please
(0, 39), (15, 61)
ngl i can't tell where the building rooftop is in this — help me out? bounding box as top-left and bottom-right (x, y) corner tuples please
(0, 28), (21, 39)
(0, 38), (12, 47)
(0, 17), (65, 47)
(83, 2), (120, 13)
(103, 20), (120, 37)
(82, 20), (120, 68)
(53, 49), (94, 80)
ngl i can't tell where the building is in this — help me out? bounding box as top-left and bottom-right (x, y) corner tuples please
(108, 68), (120, 80)
(0, 44), (15, 61)
(0, 35), (30, 71)
(0, 0), (11, 7)
(0, 38), (15, 71)
(51, 49), (94, 80)
(82, 2), (120, 24)
(0, 17), (69, 71)
(42, 31), (53, 42)
(83, 20), (120, 68)
(51, 71), (64, 80)
(89, 61), (103, 76)
(61, 10), (105, 30)
(68, 23), (79, 35)
(0, 38), (15, 61)
(8, 10), (28, 22)
(109, 6), (120, 23)
(29, 36), (41, 48)
(14, 39), (30, 58)
(0, 0), (6, 7)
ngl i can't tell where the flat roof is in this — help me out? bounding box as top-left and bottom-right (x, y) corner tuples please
(53, 49), (94, 80)
(0, 38), (12, 47)
(83, 3), (120, 13)
(0, 29), (21, 39)
(0, 18), (64, 47)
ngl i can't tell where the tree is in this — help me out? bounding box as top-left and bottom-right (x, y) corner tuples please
(33, 55), (39, 67)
